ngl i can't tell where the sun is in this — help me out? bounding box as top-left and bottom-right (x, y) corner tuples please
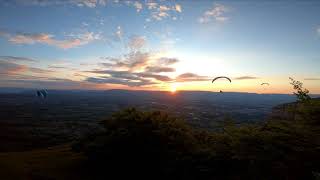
(170, 84), (177, 93)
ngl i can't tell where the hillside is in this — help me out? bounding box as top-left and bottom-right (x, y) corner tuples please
(0, 98), (318, 180)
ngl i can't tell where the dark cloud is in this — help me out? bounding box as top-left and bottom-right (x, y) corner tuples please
(48, 65), (67, 69)
(0, 56), (37, 62)
(100, 52), (179, 72)
(176, 73), (210, 82)
(145, 66), (175, 73)
(234, 76), (259, 80)
(85, 69), (172, 86)
(0, 61), (28, 75)
(137, 73), (172, 82)
(101, 51), (150, 71)
(0, 78), (92, 90)
(157, 57), (179, 65)
(0, 60), (54, 78)
(86, 77), (156, 87)
(29, 67), (54, 73)
(86, 70), (144, 81)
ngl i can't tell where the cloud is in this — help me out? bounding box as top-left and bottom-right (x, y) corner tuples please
(47, 62), (74, 69)
(12, 0), (107, 8)
(146, 2), (157, 10)
(85, 68), (172, 86)
(199, 3), (229, 24)
(0, 61), (28, 75)
(133, 1), (143, 12)
(150, 3), (182, 21)
(304, 78), (320, 81)
(48, 65), (68, 69)
(86, 77), (156, 87)
(234, 76), (259, 80)
(0, 30), (101, 49)
(0, 60), (54, 79)
(87, 69), (172, 82)
(157, 57), (179, 65)
(11, 1), (182, 22)
(137, 73), (172, 82)
(101, 51), (150, 71)
(29, 67), (54, 74)
(0, 78), (92, 90)
(0, 56), (37, 62)
(92, 46), (180, 87)
(145, 66), (175, 73)
(114, 26), (123, 41)
(317, 27), (320, 35)
(128, 35), (146, 50)
(152, 5), (171, 20)
(176, 73), (210, 82)
(175, 4), (182, 13)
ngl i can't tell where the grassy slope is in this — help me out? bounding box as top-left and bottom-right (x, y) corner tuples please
(0, 145), (88, 180)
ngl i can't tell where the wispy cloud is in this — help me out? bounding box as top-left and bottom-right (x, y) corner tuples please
(12, 0), (107, 8)
(0, 78), (92, 90)
(86, 46), (180, 87)
(128, 35), (146, 50)
(0, 30), (101, 49)
(0, 56), (37, 62)
(176, 73), (210, 82)
(133, 1), (143, 12)
(199, 3), (229, 24)
(145, 66), (175, 73)
(234, 76), (259, 80)
(103, 51), (150, 71)
(175, 4), (182, 13)
(86, 77), (156, 87)
(150, 3), (182, 21)
(0, 59), (53, 77)
(85, 69), (170, 87)
(317, 27), (320, 35)
(0, 61), (28, 75)
(157, 57), (179, 66)
(304, 78), (320, 81)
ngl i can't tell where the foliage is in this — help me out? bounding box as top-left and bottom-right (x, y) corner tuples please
(289, 77), (311, 102)
(74, 99), (320, 180)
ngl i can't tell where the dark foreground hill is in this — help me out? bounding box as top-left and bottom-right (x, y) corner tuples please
(1, 98), (319, 180)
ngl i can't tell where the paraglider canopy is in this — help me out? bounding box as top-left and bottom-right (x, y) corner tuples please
(261, 83), (270, 86)
(36, 90), (48, 98)
(212, 76), (232, 83)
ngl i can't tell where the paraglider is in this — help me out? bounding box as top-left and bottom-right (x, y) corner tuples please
(212, 76), (232, 83)
(36, 90), (48, 98)
(212, 76), (231, 93)
(261, 83), (270, 86)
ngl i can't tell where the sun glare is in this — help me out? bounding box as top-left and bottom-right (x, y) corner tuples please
(170, 84), (177, 93)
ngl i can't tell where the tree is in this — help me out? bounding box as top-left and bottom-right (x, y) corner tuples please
(289, 77), (311, 102)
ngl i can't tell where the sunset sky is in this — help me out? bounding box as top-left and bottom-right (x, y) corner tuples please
(0, 0), (319, 93)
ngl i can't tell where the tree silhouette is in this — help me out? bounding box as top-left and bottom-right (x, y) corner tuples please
(289, 77), (311, 102)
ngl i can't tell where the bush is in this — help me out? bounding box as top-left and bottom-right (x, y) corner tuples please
(74, 100), (320, 179)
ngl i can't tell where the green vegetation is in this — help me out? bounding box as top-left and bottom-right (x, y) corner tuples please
(290, 77), (311, 102)
(74, 97), (320, 179)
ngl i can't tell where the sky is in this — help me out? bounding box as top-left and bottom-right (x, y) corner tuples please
(0, 0), (319, 94)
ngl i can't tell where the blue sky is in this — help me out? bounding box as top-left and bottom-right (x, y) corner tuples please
(0, 0), (319, 93)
